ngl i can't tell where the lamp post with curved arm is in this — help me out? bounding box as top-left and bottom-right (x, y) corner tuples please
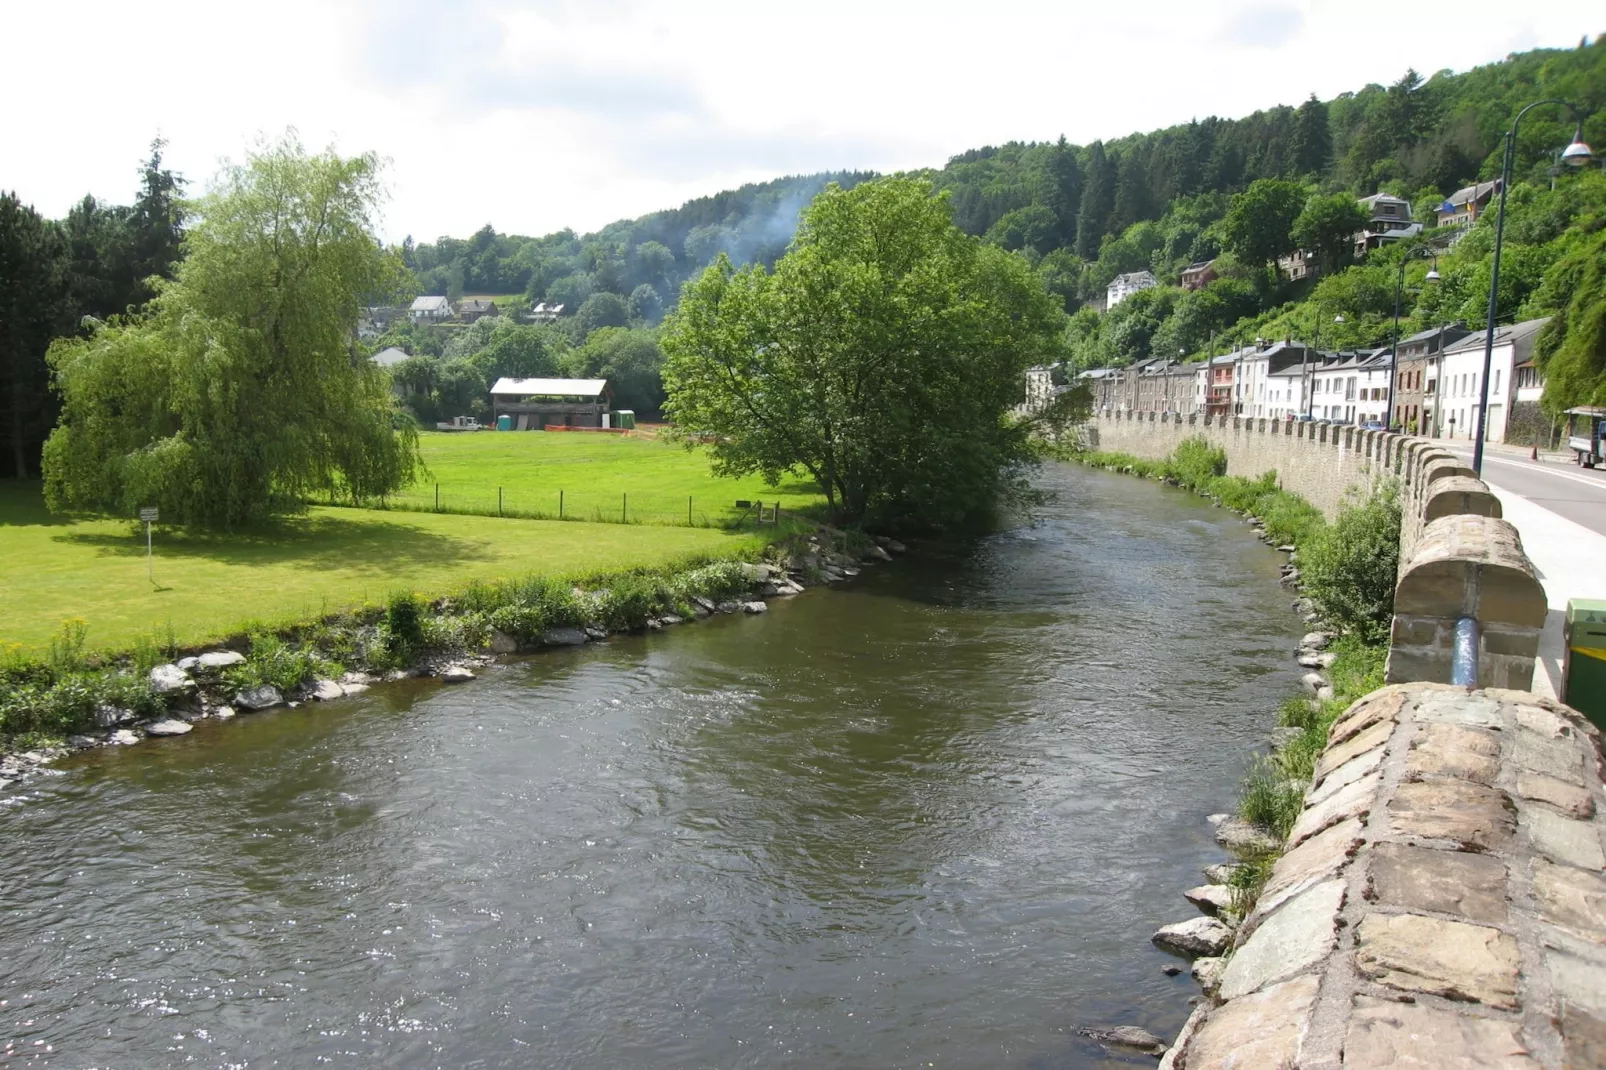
(1472, 101), (1593, 473)
(1388, 246), (1439, 431)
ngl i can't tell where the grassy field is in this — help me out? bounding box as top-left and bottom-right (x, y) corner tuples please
(389, 431), (824, 525)
(0, 481), (763, 655)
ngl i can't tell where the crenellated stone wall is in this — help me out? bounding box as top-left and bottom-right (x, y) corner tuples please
(1083, 411), (1548, 691)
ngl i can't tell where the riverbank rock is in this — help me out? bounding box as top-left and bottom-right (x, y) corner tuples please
(197, 650), (246, 670)
(309, 679), (344, 701)
(1077, 1026), (1168, 1056)
(866, 544), (894, 563)
(538, 627), (588, 647)
(1153, 916), (1234, 958)
(1300, 672), (1329, 694)
(1191, 956), (1225, 993)
(584, 625), (611, 639)
(742, 601), (768, 614)
(107, 729), (141, 745)
(213, 706), (236, 719)
(488, 629), (518, 654)
(148, 664), (194, 693)
(94, 704), (134, 728)
(1203, 863), (1243, 885)
(741, 563), (773, 583)
(715, 601), (741, 614)
(1296, 651), (1323, 668)
(1270, 726), (1304, 752)
(1209, 815), (1282, 854)
(1184, 884), (1235, 918)
(1299, 632), (1332, 651)
(144, 719), (193, 737)
(439, 665), (476, 683)
(235, 685), (284, 711)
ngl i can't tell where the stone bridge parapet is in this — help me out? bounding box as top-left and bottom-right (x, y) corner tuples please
(1161, 683), (1606, 1069)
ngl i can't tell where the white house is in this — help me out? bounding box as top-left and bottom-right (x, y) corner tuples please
(1436, 318), (1550, 443)
(1310, 353), (1366, 424)
(1106, 271), (1157, 309)
(370, 346), (411, 369)
(409, 295), (453, 323)
(1354, 350), (1392, 427)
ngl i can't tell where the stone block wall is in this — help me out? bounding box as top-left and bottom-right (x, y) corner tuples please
(1161, 684), (1606, 1069)
(1084, 411), (1420, 521)
(1083, 412), (1546, 690)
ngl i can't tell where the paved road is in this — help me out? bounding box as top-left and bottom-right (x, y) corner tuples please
(1441, 447), (1606, 538)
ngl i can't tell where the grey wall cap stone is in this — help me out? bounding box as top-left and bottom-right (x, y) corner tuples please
(1354, 911), (1521, 1009)
(1523, 806), (1606, 871)
(1286, 770), (1380, 847)
(1180, 974), (1319, 1069)
(1251, 818), (1364, 923)
(1217, 879), (1344, 1000)
(1367, 842), (1508, 924)
(1344, 996), (1539, 1068)
(1306, 743), (1385, 807)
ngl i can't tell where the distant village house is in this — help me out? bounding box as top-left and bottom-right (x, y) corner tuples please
(489, 377), (613, 430)
(409, 295), (454, 323)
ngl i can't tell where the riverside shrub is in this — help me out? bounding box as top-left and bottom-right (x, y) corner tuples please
(1299, 485), (1401, 643)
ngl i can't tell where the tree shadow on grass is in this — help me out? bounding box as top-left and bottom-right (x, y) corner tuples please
(0, 481), (77, 527)
(54, 514), (490, 572)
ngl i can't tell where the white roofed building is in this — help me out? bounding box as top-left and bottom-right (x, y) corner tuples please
(1106, 271), (1157, 309)
(489, 377), (613, 430)
(409, 295), (453, 323)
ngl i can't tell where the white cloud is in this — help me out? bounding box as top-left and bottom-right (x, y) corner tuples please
(1, 0), (1599, 242)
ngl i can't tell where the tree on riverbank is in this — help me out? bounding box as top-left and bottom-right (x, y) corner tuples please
(43, 137), (419, 526)
(661, 176), (1064, 532)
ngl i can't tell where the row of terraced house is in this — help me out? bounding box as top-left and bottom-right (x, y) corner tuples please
(1053, 315), (1550, 443)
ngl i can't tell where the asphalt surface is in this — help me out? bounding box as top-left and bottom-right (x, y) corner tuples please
(1442, 446), (1606, 538)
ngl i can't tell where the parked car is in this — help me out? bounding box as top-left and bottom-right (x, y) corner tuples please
(1360, 420), (1385, 431)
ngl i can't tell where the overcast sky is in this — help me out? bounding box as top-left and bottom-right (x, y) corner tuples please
(4, 1), (1599, 243)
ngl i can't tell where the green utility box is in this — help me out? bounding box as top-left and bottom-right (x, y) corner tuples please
(1563, 598), (1606, 730)
(496, 414), (512, 431)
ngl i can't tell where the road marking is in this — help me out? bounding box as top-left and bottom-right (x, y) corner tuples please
(1478, 456), (1606, 492)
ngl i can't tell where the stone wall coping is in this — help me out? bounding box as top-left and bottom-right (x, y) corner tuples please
(1162, 684), (1606, 1069)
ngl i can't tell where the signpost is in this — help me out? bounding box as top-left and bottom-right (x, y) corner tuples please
(139, 507), (158, 584)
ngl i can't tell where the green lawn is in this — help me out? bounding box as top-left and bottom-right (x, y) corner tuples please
(394, 431), (823, 525)
(0, 481), (761, 655)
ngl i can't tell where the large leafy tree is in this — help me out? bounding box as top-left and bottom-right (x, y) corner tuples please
(661, 176), (1063, 532)
(0, 194), (73, 479)
(44, 137), (418, 526)
(1291, 193), (1368, 274)
(563, 327), (666, 416)
(1219, 178), (1308, 268)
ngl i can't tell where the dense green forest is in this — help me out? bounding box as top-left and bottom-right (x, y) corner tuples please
(5, 38), (1606, 480)
(398, 36), (1605, 419)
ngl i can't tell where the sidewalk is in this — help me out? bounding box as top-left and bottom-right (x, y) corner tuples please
(1479, 481), (1606, 700)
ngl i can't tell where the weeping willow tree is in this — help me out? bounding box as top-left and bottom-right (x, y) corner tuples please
(42, 136), (418, 527)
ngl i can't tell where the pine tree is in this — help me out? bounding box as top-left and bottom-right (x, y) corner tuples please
(127, 138), (185, 303)
(1046, 136), (1083, 247)
(1293, 95), (1333, 176)
(1075, 142), (1117, 259)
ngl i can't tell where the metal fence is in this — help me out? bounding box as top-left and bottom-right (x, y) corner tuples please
(344, 484), (784, 528)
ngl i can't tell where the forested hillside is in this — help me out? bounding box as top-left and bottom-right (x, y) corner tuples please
(398, 37), (1604, 414)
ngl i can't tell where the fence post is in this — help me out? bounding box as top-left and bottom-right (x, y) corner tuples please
(559, 489), (564, 520)
(498, 486), (503, 516)
(435, 482), (440, 511)
(623, 492), (628, 523)
(688, 495), (693, 526)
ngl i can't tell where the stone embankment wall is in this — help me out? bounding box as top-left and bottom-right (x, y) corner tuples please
(1084, 412), (1548, 693)
(1160, 684), (1606, 1069)
(1085, 411), (1419, 522)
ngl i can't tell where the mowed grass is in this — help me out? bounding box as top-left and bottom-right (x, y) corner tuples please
(0, 481), (762, 655)
(393, 431), (824, 525)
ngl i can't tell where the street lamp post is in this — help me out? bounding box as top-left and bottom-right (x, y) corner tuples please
(1389, 247), (1439, 432)
(1472, 101), (1593, 474)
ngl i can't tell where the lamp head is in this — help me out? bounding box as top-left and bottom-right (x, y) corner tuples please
(1334, 314), (1345, 324)
(1425, 264), (1440, 282)
(1562, 124), (1593, 167)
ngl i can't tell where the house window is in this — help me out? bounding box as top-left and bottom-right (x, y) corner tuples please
(1493, 370), (1501, 395)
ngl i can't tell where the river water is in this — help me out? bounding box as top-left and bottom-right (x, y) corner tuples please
(0, 463), (1303, 1069)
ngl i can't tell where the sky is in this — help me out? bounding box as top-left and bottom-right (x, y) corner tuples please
(2, 1), (1600, 244)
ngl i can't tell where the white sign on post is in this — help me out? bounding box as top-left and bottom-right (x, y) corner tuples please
(139, 507), (158, 583)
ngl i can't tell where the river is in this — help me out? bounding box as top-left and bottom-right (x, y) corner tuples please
(0, 463), (1303, 1069)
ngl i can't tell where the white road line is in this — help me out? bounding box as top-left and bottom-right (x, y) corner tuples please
(1462, 454), (1606, 493)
